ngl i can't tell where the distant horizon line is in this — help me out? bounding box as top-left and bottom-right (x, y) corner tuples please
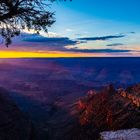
(0, 51), (140, 58)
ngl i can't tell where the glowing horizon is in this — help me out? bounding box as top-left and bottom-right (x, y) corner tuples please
(0, 50), (140, 58)
(0, 50), (100, 58)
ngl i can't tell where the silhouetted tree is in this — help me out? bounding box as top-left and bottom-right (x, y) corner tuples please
(0, 0), (71, 47)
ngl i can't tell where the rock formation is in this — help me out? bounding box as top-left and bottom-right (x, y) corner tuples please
(68, 84), (140, 140)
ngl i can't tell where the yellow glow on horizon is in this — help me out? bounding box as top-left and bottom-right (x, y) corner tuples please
(0, 50), (139, 58)
(0, 51), (103, 58)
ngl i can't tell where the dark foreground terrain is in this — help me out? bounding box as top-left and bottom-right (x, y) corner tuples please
(0, 58), (140, 139)
(0, 88), (34, 140)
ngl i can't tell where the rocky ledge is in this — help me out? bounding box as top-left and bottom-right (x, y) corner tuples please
(100, 128), (140, 140)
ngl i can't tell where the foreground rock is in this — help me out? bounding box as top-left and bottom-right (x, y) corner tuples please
(100, 128), (140, 140)
(0, 88), (34, 140)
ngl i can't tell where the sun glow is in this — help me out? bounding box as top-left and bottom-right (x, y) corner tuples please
(0, 51), (104, 58)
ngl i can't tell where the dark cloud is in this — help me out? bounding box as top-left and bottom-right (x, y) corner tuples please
(130, 32), (135, 34)
(20, 33), (131, 53)
(21, 33), (79, 51)
(23, 34), (77, 46)
(106, 43), (124, 46)
(66, 48), (131, 53)
(78, 34), (125, 41)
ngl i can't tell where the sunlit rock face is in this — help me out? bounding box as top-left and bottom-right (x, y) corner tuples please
(77, 84), (140, 128)
(70, 84), (140, 140)
(0, 88), (34, 140)
(100, 128), (140, 140)
(122, 84), (140, 107)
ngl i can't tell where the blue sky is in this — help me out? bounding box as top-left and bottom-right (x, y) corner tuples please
(47, 0), (140, 56)
(51, 0), (140, 36)
(0, 0), (140, 57)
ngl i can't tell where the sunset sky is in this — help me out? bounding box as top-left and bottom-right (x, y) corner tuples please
(0, 0), (140, 57)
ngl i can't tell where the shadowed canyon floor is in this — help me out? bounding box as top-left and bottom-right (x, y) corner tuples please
(0, 88), (34, 140)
